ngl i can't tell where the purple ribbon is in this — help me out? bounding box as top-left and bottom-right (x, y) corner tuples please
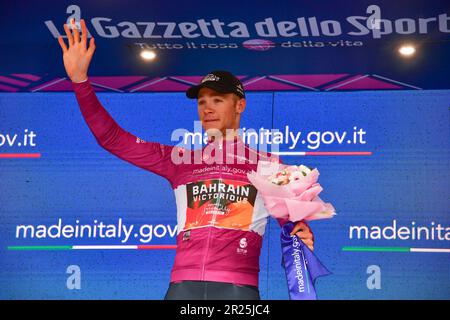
(281, 221), (331, 300)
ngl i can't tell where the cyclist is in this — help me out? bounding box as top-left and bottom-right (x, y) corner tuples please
(58, 18), (314, 300)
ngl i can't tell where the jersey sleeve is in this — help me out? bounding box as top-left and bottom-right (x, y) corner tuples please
(72, 79), (176, 183)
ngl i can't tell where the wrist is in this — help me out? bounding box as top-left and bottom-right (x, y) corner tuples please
(71, 75), (88, 83)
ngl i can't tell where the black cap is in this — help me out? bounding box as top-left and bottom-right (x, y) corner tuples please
(186, 70), (245, 99)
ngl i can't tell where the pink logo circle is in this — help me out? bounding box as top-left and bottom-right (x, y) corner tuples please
(243, 39), (276, 51)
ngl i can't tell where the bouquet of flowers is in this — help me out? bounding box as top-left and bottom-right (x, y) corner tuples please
(247, 161), (336, 300)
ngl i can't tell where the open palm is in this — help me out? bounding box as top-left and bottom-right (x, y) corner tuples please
(57, 18), (96, 83)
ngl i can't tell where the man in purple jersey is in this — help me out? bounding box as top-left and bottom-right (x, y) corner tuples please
(58, 18), (314, 300)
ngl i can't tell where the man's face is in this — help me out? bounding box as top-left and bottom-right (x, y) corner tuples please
(197, 87), (245, 136)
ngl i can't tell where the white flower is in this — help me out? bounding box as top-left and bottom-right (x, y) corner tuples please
(298, 165), (312, 176)
(267, 164), (313, 184)
(288, 171), (303, 181)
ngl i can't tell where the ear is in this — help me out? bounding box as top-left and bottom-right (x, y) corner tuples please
(236, 98), (246, 114)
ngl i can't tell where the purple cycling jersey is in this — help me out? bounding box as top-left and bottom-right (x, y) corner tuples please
(72, 80), (289, 287)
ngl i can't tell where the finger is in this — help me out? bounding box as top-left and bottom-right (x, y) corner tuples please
(71, 18), (80, 43)
(290, 225), (304, 235)
(303, 239), (314, 251)
(289, 221), (308, 235)
(57, 36), (68, 53)
(80, 19), (87, 47)
(296, 221), (309, 231)
(63, 23), (74, 46)
(87, 37), (96, 55)
(295, 231), (312, 240)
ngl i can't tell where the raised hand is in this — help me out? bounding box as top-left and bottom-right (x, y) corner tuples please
(57, 18), (96, 83)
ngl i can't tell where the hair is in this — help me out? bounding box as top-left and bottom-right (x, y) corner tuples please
(232, 94), (242, 104)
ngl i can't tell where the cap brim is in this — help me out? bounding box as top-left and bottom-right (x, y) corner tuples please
(186, 82), (234, 99)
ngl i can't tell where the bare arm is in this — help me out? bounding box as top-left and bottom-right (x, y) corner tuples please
(57, 19), (176, 182)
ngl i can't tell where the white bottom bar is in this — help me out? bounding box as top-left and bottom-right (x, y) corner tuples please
(410, 248), (450, 253)
(72, 245), (138, 250)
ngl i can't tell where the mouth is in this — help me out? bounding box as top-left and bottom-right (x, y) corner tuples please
(203, 119), (220, 123)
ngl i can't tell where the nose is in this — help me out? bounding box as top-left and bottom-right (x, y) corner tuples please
(203, 101), (214, 114)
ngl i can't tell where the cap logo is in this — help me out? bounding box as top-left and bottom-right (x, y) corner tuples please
(202, 74), (220, 83)
(236, 83), (244, 95)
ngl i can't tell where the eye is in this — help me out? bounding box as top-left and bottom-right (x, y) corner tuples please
(214, 98), (223, 103)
